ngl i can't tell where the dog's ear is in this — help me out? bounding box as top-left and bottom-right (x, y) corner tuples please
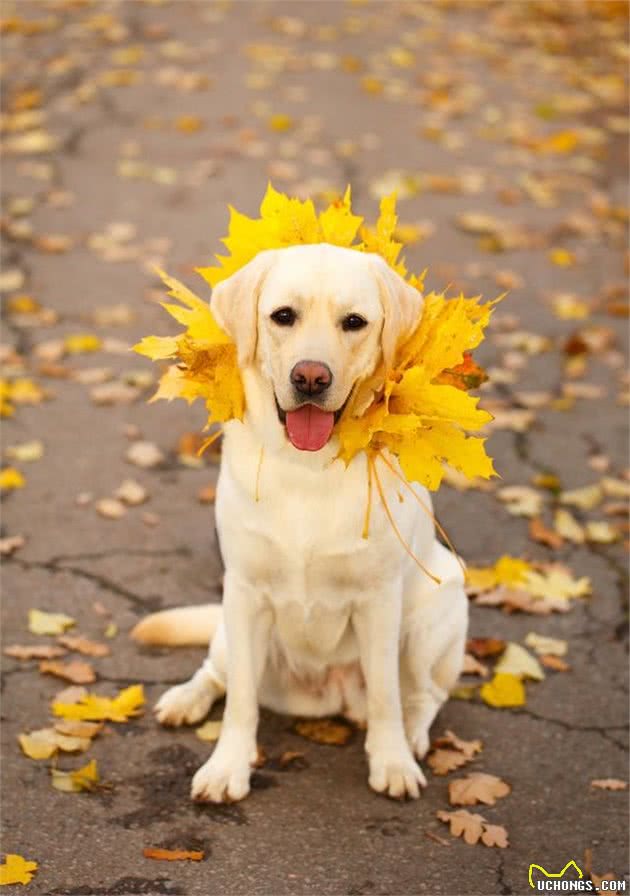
(210, 249), (277, 367)
(369, 255), (424, 370)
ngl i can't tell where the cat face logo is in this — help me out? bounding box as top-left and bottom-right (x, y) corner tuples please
(529, 861), (583, 889)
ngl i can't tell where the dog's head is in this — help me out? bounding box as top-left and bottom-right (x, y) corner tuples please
(211, 244), (423, 452)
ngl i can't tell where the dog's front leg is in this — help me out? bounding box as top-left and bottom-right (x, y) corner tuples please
(191, 571), (271, 803)
(353, 588), (426, 800)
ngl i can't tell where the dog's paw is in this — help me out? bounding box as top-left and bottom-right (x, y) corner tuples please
(154, 681), (215, 727)
(191, 749), (253, 803)
(368, 745), (427, 800)
(408, 727), (431, 761)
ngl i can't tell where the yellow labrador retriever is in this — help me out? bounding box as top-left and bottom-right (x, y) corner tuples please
(133, 244), (467, 803)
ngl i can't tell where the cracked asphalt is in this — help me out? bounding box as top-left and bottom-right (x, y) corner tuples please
(1, 2), (628, 895)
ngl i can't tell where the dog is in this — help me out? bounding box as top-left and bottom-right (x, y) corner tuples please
(132, 243), (468, 803)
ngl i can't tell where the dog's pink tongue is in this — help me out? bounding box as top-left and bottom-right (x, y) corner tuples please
(286, 405), (335, 451)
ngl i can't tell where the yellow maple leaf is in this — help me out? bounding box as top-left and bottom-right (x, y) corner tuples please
(134, 268), (244, 427)
(51, 758), (99, 793)
(28, 609), (75, 635)
(479, 673), (526, 708)
(337, 290), (499, 489)
(0, 467), (25, 490)
(0, 854), (38, 886)
(63, 333), (102, 354)
(466, 555), (532, 592)
(52, 684), (144, 722)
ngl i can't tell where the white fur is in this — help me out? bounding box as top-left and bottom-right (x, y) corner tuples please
(137, 245), (468, 803)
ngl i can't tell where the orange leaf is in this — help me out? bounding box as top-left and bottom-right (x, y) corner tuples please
(143, 848), (204, 862)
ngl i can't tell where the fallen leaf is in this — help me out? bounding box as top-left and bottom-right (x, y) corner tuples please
(590, 779), (627, 791)
(585, 521), (620, 544)
(195, 720), (222, 742)
(114, 479), (148, 506)
(479, 673), (526, 708)
(437, 809), (508, 848)
(498, 485), (543, 517)
(29, 609), (75, 636)
(466, 556), (531, 593)
(57, 635), (110, 657)
(63, 333), (102, 354)
(549, 248), (576, 267)
(198, 484), (217, 504)
(529, 517), (564, 549)
(5, 439), (44, 462)
(0, 467), (26, 490)
(40, 659), (96, 684)
(54, 720), (103, 739)
(559, 483), (603, 510)
(293, 718), (353, 746)
(19, 727), (91, 759)
(462, 654), (488, 677)
(495, 643), (545, 681)
(0, 854), (38, 886)
(95, 498), (126, 519)
(53, 684), (144, 722)
(126, 441), (164, 469)
(524, 633), (567, 657)
(554, 508), (585, 544)
(539, 654), (570, 672)
(5, 643), (67, 660)
(0, 534), (26, 555)
(51, 758), (100, 792)
(427, 730), (483, 775)
(466, 638), (506, 659)
(143, 848), (203, 862)
(481, 823), (509, 848)
(448, 772), (511, 806)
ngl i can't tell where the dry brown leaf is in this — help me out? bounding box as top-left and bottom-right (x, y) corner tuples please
(448, 772), (511, 806)
(539, 654), (571, 672)
(58, 635), (110, 657)
(480, 823), (509, 848)
(198, 484), (217, 504)
(126, 441), (164, 469)
(40, 659), (96, 684)
(427, 730), (483, 775)
(5, 644), (67, 660)
(95, 498), (126, 519)
(143, 848), (204, 862)
(437, 809), (508, 848)
(529, 517), (564, 549)
(293, 718), (353, 746)
(114, 479), (148, 506)
(462, 654), (488, 676)
(590, 778), (627, 791)
(466, 638), (506, 659)
(54, 719), (103, 739)
(0, 534), (26, 555)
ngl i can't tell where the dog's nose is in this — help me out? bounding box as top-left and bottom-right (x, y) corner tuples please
(290, 360), (333, 396)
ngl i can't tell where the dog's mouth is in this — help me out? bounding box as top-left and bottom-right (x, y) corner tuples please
(275, 396), (348, 452)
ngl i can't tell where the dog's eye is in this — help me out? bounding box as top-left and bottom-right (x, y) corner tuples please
(342, 313), (368, 332)
(271, 307), (297, 327)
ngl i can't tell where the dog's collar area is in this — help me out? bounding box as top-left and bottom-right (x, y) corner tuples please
(274, 394), (348, 427)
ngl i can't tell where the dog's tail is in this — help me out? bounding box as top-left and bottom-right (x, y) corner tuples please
(131, 603), (221, 647)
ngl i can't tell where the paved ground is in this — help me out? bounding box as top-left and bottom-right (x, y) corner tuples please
(1, 2), (628, 895)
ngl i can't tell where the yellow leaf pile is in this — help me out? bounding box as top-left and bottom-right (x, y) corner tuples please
(136, 185), (498, 492)
(336, 290), (498, 489)
(52, 684), (144, 722)
(134, 269), (244, 430)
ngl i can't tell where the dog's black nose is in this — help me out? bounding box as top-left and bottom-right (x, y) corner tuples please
(290, 360), (333, 396)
